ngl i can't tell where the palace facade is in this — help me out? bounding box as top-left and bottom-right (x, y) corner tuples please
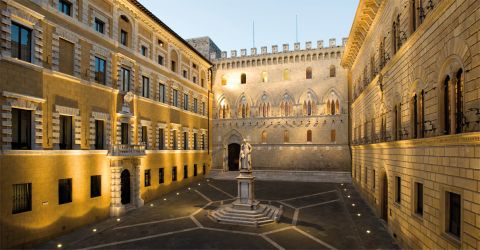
(206, 40), (351, 173)
(342, 0), (480, 249)
(0, 0), (212, 248)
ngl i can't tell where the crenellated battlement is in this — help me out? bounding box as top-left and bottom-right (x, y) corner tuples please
(213, 38), (348, 61)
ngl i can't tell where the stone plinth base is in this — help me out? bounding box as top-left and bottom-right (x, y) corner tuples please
(209, 203), (282, 227)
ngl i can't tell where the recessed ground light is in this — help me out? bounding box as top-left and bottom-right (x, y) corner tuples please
(188, 187), (191, 190)
(347, 195), (351, 198)
(366, 230), (371, 234)
(341, 183), (344, 186)
(150, 203), (154, 207)
(198, 183), (201, 186)
(357, 213), (361, 217)
(116, 218), (121, 222)
(57, 243), (63, 248)
(176, 192), (180, 195)
(92, 228), (97, 232)
(207, 179), (210, 182)
(344, 188), (347, 191)
(352, 203), (356, 207)
(163, 198), (167, 201)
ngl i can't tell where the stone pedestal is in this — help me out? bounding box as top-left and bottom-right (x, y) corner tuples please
(209, 169), (282, 226)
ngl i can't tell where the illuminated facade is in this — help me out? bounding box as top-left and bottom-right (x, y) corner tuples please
(0, 0), (212, 248)
(209, 40), (350, 173)
(342, 0), (480, 249)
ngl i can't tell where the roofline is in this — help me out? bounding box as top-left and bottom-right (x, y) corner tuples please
(128, 0), (213, 66)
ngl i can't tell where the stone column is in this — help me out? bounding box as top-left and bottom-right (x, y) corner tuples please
(133, 158), (144, 208)
(109, 160), (124, 217)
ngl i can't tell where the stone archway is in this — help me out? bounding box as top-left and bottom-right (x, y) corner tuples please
(228, 143), (241, 171)
(121, 169), (131, 205)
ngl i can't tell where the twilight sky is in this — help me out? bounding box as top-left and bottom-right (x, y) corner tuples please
(138, 0), (359, 52)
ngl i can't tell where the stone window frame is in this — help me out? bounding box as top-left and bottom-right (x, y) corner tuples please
(117, 55), (136, 93)
(90, 44), (112, 87)
(170, 123), (181, 150)
(90, 111), (110, 150)
(115, 115), (134, 145)
(90, 7), (110, 37)
(2, 91), (45, 150)
(138, 66), (155, 99)
(439, 184), (463, 247)
(138, 38), (151, 59)
(156, 122), (167, 150)
(52, 27), (81, 78)
(2, 1), (45, 66)
(138, 120), (152, 149)
(53, 0), (79, 20)
(156, 75), (168, 103)
(182, 127), (190, 150)
(200, 129), (207, 150)
(156, 49), (166, 67)
(192, 128), (198, 150)
(53, 105), (81, 150)
(410, 177), (425, 221)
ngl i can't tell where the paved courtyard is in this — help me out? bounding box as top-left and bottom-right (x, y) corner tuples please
(38, 179), (398, 249)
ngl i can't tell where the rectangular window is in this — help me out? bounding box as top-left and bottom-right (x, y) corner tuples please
(12, 108), (32, 150)
(58, 0), (72, 16)
(94, 120), (105, 150)
(172, 167), (177, 181)
(158, 128), (164, 150)
(94, 18), (105, 34)
(182, 70), (188, 78)
(193, 76), (197, 83)
(141, 126), (148, 147)
(183, 94), (189, 110)
(11, 22), (32, 62)
(12, 183), (32, 214)
(203, 164), (206, 175)
(193, 133), (198, 150)
(141, 46), (147, 57)
(202, 134), (205, 149)
(414, 182), (423, 216)
(59, 115), (73, 150)
(120, 30), (128, 46)
(158, 55), (164, 66)
(446, 192), (461, 238)
(158, 83), (166, 103)
(201, 78), (205, 87)
(94, 57), (106, 85)
(172, 130), (177, 149)
(142, 76), (150, 98)
(194, 164), (198, 176)
(159, 168), (164, 184)
(144, 170), (151, 187)
(120, 67), (131, 92)
(202, 102), (206, 116)
(183, 131), (188, 150)
(183, 165), (188, 179)
(171, 61), (176, 72)
(193, 98), (198, 113)
(59, 38), (74, 75)
(90, 175), (101, 198)
(121, 122), (129, 144)
(58, 178), (72, 204)
(172, 89), (178, 107)
(395, 176), (401, 204)
(372, 170), (376, 190)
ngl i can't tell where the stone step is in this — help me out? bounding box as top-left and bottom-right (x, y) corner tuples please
(208, 204), (281, 226)
(207, 169), (352, 183)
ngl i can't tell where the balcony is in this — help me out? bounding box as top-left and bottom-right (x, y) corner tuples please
(108, 144), (146, 157)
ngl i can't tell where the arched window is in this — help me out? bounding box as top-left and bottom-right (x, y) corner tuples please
(119, 15), (132, 47)
(410, 0), (417, 34)
(241, 73), (246, 84)
(329, 65), (336, 77)
(284, 130), (289, 143)
(454, 69), (464, 134)
(392, 15), (401, 54)
(419, 90), (425, 138)
(283, 69), (290, 80)
(393, 104), (402, 140)
(262, 71), (268, 83)
(442, 75), (451, 134)
(221, 75), (227, 85)
(411, 93), (418, 138)
(261, 131), (267, 143)
(170, 50), (179, 73)
(307, 101), (312, 116)
(327, 101), (331, 115)
(335, 100), (340, 114)
(307, 130), (312, 142)
(306, 67), (312, 79)
(330, 100), (335, 115)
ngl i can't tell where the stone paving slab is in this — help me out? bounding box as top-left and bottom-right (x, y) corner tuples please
(36, 179), (399, 250)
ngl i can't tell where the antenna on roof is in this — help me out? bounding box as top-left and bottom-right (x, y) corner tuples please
(253, 20), (255, 48)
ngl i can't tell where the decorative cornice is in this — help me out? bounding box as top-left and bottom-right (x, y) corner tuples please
(341, 0), (382, 68)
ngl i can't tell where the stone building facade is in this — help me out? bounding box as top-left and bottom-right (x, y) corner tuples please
(209, 40), (351, 172)
(187, 36), (222, 61)
(0, 0), (212, 248)
(342, 0), (480, 249)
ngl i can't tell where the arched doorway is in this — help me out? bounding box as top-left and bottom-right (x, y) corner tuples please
(381, 174), (388, 223)
(228, 143), (240, 171)
(121, 169), (131, 205)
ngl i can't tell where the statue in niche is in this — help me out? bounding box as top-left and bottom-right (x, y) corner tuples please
(239, 139), (252, 171)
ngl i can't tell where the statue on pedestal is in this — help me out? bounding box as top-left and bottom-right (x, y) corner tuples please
(239, 139), (252, 171)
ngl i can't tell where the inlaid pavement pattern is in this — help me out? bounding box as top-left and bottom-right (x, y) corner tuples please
(37, 180), (399, 250)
